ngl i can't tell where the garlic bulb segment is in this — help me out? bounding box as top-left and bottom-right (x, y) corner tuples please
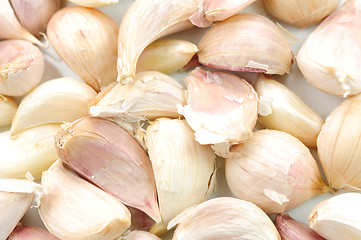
(128, 207), (155, 232)
(197, 13), (293, 75)
(0, 40), (44, 97)
(8, 224), (59, 240)
(39, 160), (131, 240)
(68, 0), (118, 8)
(169, 197), (281, 240)
(89, 71), (186, 122)
(120, 231), (161, 240)
(309, 193), (361, 240)
(255, 74), (323, 147)
(47, 6), (118, 91)
(137, 39), (198, 74)
(10, 77), (97, 136)
(0, 124), (60, 180)
(0, 95), (17, 126)
(55, 117), (161, 222)
(297, 0), (361, 97)
(225, 129), (329, 214)
(178, 68), (258, 145)
(145, 118), (216, 235)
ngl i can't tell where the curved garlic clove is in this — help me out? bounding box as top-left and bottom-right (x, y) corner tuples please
(39, 160), (131, 240)
(11, 77), (97, 136)
(0, 95), (17, 126)
(0, 40), (44, 97)
(225, 129), (329, 214)
(8, 224), (59, 240)
(178, 68), (258, 145)
(68, 0), (118, 8)
(169, 197), (281, 240)
(145, 118), (216, 235)
(255, 74), (323, 147)
(297, 0), (361, 97)
(47, 6), (118, 91)
(198, 13), (293, 75)
(120, 231), (160, 240)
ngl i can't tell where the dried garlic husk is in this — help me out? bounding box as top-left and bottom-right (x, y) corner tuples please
(178, 68), (258, 145)
(297, 0), (361, 97)
(8, 224), (59, 240)
(309, 193), (361, 240)
(0, 95), (17, 126)
(120, 231), (160, 240)
(145, 118), (216, 235)
(169, 197), (281, 240)
(89, 71), (186, 122)
(55, 117), (161, 222)
(255, 74), (323, 147)
(0, 40), (44, 97)
(225, 129), (329, 214)
(11, 77), (96, 136)
(47, 6), (118, 91)
(39, 160), (131, 240)
(198, 13), (293, 75)
(68, 0), (118, 8)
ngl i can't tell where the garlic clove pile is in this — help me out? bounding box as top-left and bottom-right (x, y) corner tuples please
(120, 231), (161, 240)
(8, 223), (59, 240)
(0, 95), (18, 127)
(39, 160), (131, 240)
(68, 0), (118, 8)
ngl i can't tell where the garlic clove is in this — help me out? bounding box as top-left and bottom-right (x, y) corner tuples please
(178, 68), (258, 145)
(0, 40), (44, 97)
(145, 118), (216, 235)
(8, 223), (59, 240)
(255, 74), (323, 147)
(225, 129), (329, 214)
(120, 231), (161, 240)
(39, 160), (131, 240)
(10, 77), (97, 136)
(47, 6), (118, 91)
(169, 197), (281, 240)
(128, 207), (155, 232)
(0, 95), (18, 127)
(55, 117), (161, 222)
(68, 0), (118, 8)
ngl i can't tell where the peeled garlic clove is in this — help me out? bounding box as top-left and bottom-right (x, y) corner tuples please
(120, 231), (160, 240)
(0, 95), (17, 126)
(255, 74), (323, 147)
(8, 223), (59, 240)
(169, 197), (281, 240)
(225, 129), (329, 214)
(297, 0), (361, 97)
(0, 40), (44, 97)
(68, 0), (118, 8)
(198, 13), (293, 75)
(55, 117), (161, 222)
(145, 118), (216, 235)
(11, 77), (96, 136)
(178, 68), (258, 145)
(39, 160), (131, 240)
(47, 7), (118, 91)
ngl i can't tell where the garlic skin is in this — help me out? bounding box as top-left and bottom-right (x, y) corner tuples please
(8, 224), (59, 240)
(39, 160), (131, 240)
(225, 130), (329, 214)
(47, 7), (118, 91)
(0, 40), (44, 97)
(0, 95), (17, 126)
(169, 197), (281, 240)
(68, 0), (118, 8)
(120, 231), (160, 240)
(198, 13), (293, 75)
(297, 0), (361, 97)
(145, 118), (216, 235)
(11, 77), (97, 136)
(178, 68), (258, 145)
(255, 74), (323, 147)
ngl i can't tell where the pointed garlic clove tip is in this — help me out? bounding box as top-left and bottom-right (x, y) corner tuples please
(0, 95), (18, 127)
(8, 223), (59, 240)
(120, 231), (161, 240)
(68, 0), (119, 8)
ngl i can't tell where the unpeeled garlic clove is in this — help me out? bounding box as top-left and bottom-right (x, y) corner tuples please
(68, 0), (118, 8)
(225, 129), (329, 214)
(39, 160), (131, 240)
(11, 77), (97, 136)
(178, 68), (258, 145)
(0, 40), (44, 97)
(120, 231), (160, 240)
(145, 118), (216, 235)
(47, 6), (118, 91)
(8, 223), (59, 240)
(0, 95), (17, 126)
(169, 197), (281, 240)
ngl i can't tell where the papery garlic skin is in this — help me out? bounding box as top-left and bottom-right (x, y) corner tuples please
(297, 0), (361, 97)
(169, 197), (281, 240)
(0, 95), (17, 126)
(120, 231), (160, 240)
(8, 224), (59, 240)
(47, 6), (118, 91)
(68, 0), (118, 8)
(225, 130), (329, 214)
(0, 40), (44, 97)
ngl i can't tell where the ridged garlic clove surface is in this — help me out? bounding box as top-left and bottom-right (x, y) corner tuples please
(0, 95), (17, 126)
(8, 224), (59, 240)
(120, 231), (160, 240)
(68, 0), (118, 8)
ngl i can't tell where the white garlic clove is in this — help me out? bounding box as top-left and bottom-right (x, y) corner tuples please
(68, 0), (118, 8)
(0, 95), (17, 127)
(8, 223), (59, 240)
(120, 231), (160, 240)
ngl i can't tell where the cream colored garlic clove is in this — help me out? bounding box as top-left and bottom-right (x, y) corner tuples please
(0, 40), (44, 97)
(8, 223), (59, 240)
(47, 6), (118, 91)
(68, 0), (118, 8)
(178, 68), (258, 145)
(0, 95), (17, 126)
(145, 118), (216, 235)
(55, 117), (161, 222)
(297, 0), (361, 97)
(169, 197), (281, 240)
(120, 231), (160, 240)
(255, 74), (323, 147)
(11, 77), (97, 136)
(225, 129), (329, 214)
(198, 13), (293, 75)
(39, 160), (131, 240)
